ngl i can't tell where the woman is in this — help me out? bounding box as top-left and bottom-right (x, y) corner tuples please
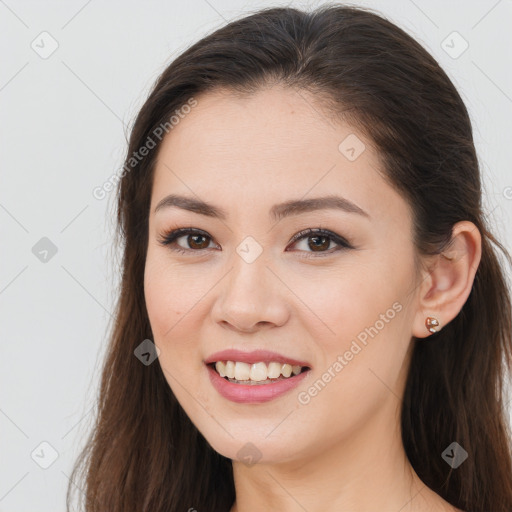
(68, 4), (512, 511)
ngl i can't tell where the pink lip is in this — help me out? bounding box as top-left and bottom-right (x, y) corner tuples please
(206, 364), (310, 403)
(204, 349), (311, 367)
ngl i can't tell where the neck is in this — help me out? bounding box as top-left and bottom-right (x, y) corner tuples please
(229, 400), (450, 512)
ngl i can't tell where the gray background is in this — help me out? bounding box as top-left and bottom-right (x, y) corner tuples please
(1, 0), (511, 510)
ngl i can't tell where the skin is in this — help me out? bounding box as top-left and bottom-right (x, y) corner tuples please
(144, 85), (481, 512)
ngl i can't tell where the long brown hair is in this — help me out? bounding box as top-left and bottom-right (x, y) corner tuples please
(67, 4), (512, 511)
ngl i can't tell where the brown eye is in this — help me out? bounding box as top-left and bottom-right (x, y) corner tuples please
(187, 234), (211, 250)
(307, 235), (331, 252)
(287, 228), (353, 257)
(157, 228), (217, 254)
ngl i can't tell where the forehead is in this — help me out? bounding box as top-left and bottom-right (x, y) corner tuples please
(155, 85), (357, 169)
(150, 85), (409, 228)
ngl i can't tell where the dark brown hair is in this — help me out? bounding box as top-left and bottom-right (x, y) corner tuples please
(67, 4), (512, 511)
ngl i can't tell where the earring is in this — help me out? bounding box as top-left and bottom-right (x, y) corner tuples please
(425, 316), (440, 334)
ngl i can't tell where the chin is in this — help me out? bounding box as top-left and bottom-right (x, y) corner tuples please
(199, 422), (307, 466)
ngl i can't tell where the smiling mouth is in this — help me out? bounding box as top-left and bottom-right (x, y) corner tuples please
(208, 361), (311, 385)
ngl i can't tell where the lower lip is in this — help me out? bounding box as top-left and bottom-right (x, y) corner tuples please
(206, 364), (310, 404)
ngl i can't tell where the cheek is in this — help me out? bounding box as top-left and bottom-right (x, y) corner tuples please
(293, 257), (414, 391)
(144, 265), (180, 340)
(143, 249), (225, 396)
(143, 248), (206, 339)
(143, 254), (200, 379)
(287, 261), (398, 346)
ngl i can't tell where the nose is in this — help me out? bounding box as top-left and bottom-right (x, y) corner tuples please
(210, 250), (290, 334)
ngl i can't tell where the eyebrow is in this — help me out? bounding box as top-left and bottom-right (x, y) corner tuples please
(154, 193), (370, 221)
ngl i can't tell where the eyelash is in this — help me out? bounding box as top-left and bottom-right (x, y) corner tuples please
(156, 227), (353, 259)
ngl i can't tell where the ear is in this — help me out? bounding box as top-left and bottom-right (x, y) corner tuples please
(412, 221), (482, 339)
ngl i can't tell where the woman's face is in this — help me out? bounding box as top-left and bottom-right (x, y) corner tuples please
(144, 85), (422, 464)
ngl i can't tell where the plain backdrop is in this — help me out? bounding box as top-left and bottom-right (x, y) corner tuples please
(1, 0), (511, 510)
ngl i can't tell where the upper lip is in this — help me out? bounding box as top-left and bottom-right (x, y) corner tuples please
(204, 349), (311, 368)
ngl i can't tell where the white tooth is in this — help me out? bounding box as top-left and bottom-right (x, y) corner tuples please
(267, 361), (282, 379)
(281, 363), (292, 378)
(292, 365), (302, 376)
(250, 362), (268, 381)
(225, 361), (235, 379)
(234, 362), (251, 380)
(215, 361), (226, 377)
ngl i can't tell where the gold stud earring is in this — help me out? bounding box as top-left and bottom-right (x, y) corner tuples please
(425, 316), (440, 334)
